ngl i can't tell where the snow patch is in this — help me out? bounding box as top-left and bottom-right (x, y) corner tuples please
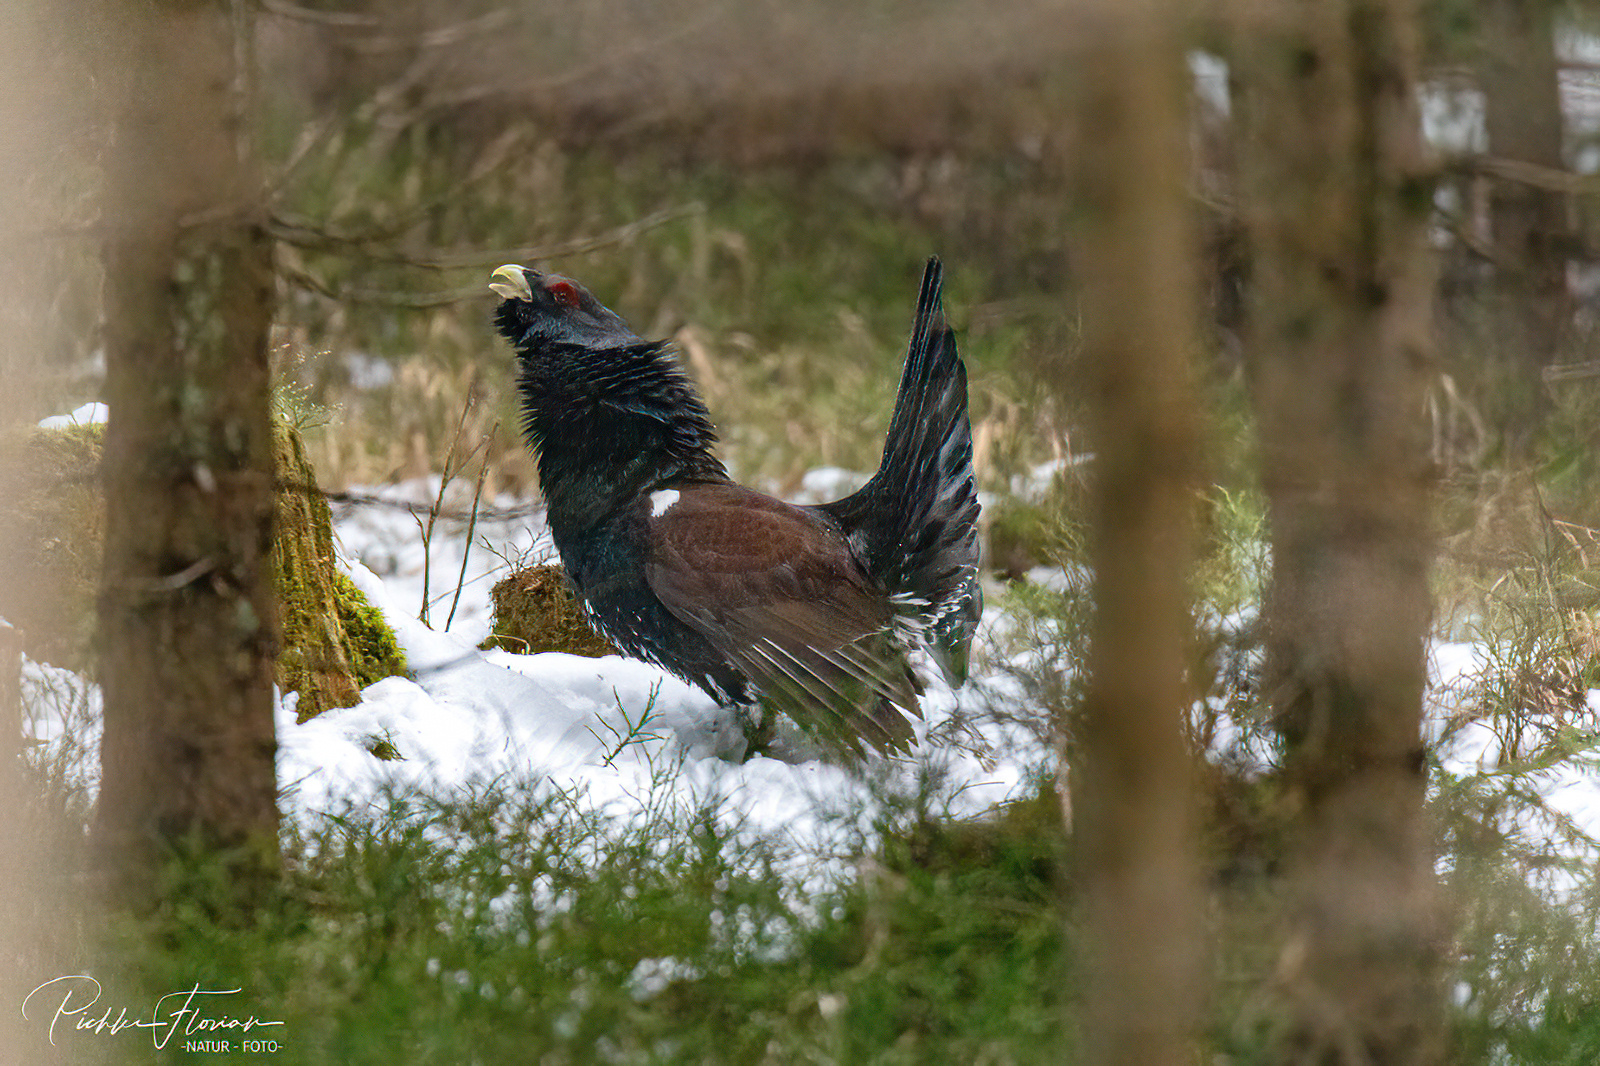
(21, 466), (1600, 908)
(37, 402), (108, 430)
(788, 467), (868, 505)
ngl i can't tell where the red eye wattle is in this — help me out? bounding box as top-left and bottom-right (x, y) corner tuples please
(546, 280), (580, 308)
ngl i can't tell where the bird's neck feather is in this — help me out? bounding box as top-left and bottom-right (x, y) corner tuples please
(519, 341), (727, 532)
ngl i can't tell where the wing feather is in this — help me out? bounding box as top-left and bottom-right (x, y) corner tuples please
(642, 484), (920, 754)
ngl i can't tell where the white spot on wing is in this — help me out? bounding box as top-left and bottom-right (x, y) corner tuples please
(649, 489), (680, 517)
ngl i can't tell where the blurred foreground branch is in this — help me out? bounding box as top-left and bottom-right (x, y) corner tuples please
(97, 0), (280, 904)
(1070, 4), (1204, 1064)
(1239, 0), (1446, 1061)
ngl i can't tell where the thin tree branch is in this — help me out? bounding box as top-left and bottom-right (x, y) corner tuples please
(276, 479), (543, 523)
(272, 204), (703, 305)
(1468, 155), (1600, 196)
(421, 1), (727, 110)
(415, 204), (704, 270)
(257, 0), (380, 29)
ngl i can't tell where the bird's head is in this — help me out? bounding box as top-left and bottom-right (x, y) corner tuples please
(490, 264), (640, 351)
(488, 262), (728, 527)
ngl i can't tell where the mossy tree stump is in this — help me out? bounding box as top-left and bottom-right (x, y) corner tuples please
(481, 564), (618, 658)
(273, 421), (407, 720)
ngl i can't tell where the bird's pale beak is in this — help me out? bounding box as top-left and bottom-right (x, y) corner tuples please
(489, 264), (534, 301)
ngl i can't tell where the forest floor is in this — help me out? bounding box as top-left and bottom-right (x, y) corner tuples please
(18, 411), (1600, 1061)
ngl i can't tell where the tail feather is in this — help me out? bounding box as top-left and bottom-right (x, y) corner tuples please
(816, 257), (982, 683)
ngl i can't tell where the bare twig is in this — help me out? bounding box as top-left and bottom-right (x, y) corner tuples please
(339, 285), (499, 309)
(419, 395), (478, 626)
(265, 112), (345, 202)
(275, 478), (542, 522)
(446, 421), (499, 632)
(422, 2), (727, 110)
(1468, 154), (1600, 196)
(1543, 360), (1600, 384)
(268, 212), (425, 255)
(1434, 206), (1501, 266)
(265, 48), (442, 205)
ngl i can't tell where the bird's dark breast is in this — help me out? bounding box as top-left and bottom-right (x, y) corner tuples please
(550, 508), (749, 704)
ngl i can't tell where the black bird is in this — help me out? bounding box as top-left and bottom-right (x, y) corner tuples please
(490, 257), (981, 755)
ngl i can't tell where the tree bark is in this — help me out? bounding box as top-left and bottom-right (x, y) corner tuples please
(1071, 6), (1205, 1064)
(1237, 1), (1445, 1062)
(97, 0), (280, 902)
(1480, 0), (1569, 400)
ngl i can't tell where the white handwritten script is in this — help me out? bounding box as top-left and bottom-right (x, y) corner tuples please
(22, 975), (287, 1049)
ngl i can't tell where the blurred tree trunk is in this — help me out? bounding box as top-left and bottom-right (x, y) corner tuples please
(1481, 0), (1570, 413)
(0, 4), (97, 1060)
(97, 0), (280, 902)
(1237, 0), (1445, 1063)
(1069, 5), (1204, 1065)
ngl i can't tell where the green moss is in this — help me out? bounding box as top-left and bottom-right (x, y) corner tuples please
(334, 570), (407, 687)
(363, 728), (404, 762)
(481, 564), (617, 658)
(272, 420), (407, 722)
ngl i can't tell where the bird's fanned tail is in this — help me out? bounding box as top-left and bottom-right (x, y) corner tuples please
(817, 257), (982, 684)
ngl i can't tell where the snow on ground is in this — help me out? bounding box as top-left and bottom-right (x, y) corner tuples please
(21, 473), (1047, 888)
(17, 465), (1600, 897)
(329, 477), (551, 646)
(288, 522), (1038, 876)
(318, 479), (1042, 849)
(784, 467), (868, 506)
(35, 402), (108, 431)
(1427, 642), (1600, 894)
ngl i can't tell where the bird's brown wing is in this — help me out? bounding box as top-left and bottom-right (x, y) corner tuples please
(641, 484), (920, 755)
